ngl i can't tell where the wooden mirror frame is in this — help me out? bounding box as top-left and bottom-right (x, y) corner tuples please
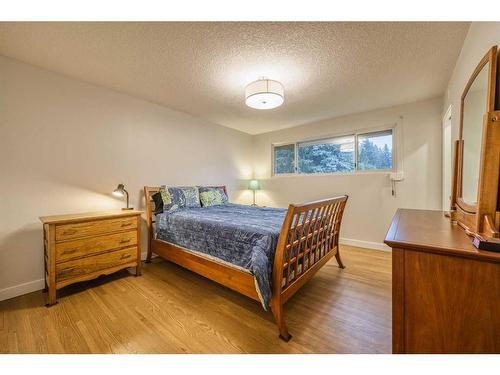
(450, 45), (500, 240)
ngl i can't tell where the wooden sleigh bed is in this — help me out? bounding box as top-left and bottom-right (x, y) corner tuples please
(144, 186), (348, 341)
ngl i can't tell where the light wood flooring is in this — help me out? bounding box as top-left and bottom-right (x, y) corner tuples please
(0, 245), (391, 353)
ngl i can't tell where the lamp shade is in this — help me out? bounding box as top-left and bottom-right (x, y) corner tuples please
(248, 179), (260, 190)
(112, 183), (125, 196)
(245, 79), (284, 110)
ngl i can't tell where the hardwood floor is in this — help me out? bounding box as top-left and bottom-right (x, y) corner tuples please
(0, 245), (391, 353)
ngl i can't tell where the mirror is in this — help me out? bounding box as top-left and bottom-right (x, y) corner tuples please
(451, 45), (500, 241)
(461, 64), (489, 206)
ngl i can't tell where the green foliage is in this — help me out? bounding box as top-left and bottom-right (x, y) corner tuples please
(274, 144), (295, 174)
(299, 143), (354, 173)
(274, 136), (392, 175)
(358, 139), (392, 170)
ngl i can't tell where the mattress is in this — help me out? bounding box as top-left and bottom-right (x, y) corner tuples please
(155, 203), (287, 309)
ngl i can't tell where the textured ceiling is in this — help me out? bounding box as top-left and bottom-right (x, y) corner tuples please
(0, 22), (469, 134)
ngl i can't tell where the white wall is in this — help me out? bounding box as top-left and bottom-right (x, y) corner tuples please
(444, 22), (500, 141)
(253, 98), (444, 248)
(0, 56), (253, 301)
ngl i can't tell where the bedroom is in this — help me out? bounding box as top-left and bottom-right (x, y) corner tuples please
(1, 0), (500, 371)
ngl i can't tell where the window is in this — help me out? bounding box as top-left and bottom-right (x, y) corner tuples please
(274, 144), (295, 174)
(273, 128), (394, 176)
(357, 130), (393, 171)
(298, 135), (354, 174)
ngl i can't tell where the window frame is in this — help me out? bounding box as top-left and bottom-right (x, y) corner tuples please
(271, 122), (400, 177)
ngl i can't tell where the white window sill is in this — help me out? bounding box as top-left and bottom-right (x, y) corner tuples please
(271, 169), (394, 178)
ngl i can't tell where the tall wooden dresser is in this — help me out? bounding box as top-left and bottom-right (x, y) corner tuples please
(40, 210), (143, 306)
(385, 209), (500, 353)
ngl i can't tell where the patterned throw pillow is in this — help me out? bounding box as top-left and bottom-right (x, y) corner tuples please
(159, 186), (201, 213)
(180, 187), (201, 208)
(198, 186), (229, 207)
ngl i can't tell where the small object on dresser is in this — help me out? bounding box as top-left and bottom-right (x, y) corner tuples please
(472, 236), (500, 252)
(113, 183), (133, 210)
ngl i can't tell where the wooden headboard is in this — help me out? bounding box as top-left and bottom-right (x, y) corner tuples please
(143, 186), (160, 237)
(143, 186), (227, 259)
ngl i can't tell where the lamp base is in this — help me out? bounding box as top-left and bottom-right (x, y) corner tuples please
(122, 207), (134, 211)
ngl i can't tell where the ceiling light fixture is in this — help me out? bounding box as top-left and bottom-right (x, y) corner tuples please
(245, 78), (284, 110)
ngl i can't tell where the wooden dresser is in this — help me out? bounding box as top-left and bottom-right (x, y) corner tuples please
(385, 209), (500, 353)
(40, 210), (143, 306)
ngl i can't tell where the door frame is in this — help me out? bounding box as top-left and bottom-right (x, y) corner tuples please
(442, 105), (452, 211)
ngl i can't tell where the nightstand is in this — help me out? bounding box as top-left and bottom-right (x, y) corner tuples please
(40, 210), (143, 306)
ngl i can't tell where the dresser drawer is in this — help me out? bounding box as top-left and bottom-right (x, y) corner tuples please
(55, 230), (137, 262)
(56, 246), (137, 282)
(55, 216), (137, 241)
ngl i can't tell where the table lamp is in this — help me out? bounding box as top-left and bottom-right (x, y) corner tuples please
(248, 179), (260, 206)
(112, 184), (133, 210)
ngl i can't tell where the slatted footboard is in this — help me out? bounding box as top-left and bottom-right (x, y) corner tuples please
(270, 196), (348, 341)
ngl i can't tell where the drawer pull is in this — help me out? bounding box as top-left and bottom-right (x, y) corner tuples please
(121, 222), (133, 227)
(120, 239), (131, 244)
(63, 229), (77, 235)
(62, 248), (77, 255)
(120, 254), (132, 260)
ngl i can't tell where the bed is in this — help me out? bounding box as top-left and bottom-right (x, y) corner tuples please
(144, 186), (348, 341)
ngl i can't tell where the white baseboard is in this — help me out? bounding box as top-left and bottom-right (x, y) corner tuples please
(0, 278), (45, 302)
(0, 252), (150, 302)
(340, 237), (391, 251)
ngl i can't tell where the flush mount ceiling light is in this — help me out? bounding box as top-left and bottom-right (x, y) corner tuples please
(245, 78), (284, 110)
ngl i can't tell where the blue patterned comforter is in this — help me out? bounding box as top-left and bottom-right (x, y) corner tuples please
(156, 204), (287, 309)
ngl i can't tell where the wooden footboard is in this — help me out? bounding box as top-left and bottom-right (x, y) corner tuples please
(143, 186), (348, 341)
(270, 196), (348, 341)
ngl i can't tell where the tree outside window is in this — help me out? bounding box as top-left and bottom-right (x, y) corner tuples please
(274, 144), (295, 174)
(273, 128), (393, 176)
(298, 136), (354, 174)
(357, 130), (393, 171)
